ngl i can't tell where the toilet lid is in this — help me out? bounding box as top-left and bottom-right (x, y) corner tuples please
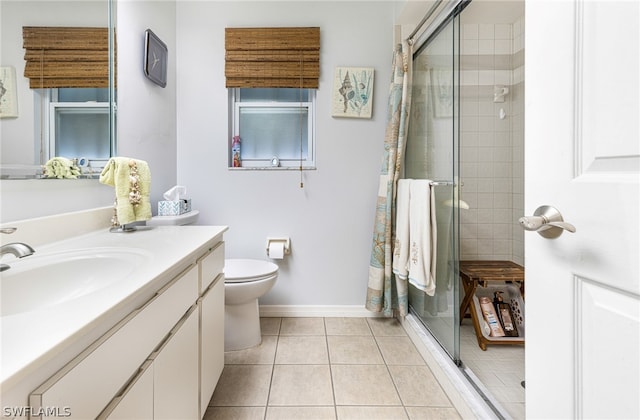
(224, 259), (279, 283)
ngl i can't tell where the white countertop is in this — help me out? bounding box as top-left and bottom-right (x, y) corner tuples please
(0, 225), (227, 390)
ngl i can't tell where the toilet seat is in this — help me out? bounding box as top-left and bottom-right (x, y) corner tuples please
(224, 259), (278, 283)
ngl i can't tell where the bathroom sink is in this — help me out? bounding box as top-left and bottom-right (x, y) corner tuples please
(0, 247), (151, 317)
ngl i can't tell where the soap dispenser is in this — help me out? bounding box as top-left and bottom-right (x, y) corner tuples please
(494, 291), (519, 337)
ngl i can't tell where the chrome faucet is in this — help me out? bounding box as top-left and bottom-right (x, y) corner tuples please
(1, 227), (36, 272)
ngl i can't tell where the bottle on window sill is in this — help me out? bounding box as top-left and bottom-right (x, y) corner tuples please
(232, 136), (242, 167)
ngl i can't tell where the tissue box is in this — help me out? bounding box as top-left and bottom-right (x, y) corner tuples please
(158, 199), (191, 216)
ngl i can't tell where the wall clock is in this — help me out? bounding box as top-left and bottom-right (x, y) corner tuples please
(144, 29), (167, 87)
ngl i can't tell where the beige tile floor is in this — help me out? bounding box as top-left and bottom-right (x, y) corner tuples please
(204, 317), (463, 420)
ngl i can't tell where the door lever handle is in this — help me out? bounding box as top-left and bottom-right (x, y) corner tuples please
(519, 206), (576, 239)
(519, 216), (576, 233)
(540, 221), (576, 233)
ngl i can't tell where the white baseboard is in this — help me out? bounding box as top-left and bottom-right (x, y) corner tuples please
(258, 305), (385, 318)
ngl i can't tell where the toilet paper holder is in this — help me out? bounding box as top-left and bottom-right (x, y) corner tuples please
(266, 237), (291, 258)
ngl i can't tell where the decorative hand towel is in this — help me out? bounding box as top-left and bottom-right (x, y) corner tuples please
(392, 179), (412, 279)
(43, 157), (81, 179)
(100, 157), (152, 225)
(408, 179), (438, 296)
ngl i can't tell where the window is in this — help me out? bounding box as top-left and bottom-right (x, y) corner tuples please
(36, 88), (111, 167)
(230, 88), (316, 169)
(23, 26), (113, 168)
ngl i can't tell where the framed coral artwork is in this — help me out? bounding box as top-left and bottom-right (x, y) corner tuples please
(0, 66), (18, 118)
(331, 67), (374, 119)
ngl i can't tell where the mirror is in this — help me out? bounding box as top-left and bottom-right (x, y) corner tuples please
(0, 0), (115, 179)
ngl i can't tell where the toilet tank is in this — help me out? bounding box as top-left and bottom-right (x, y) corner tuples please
(146, 210), (200, 226)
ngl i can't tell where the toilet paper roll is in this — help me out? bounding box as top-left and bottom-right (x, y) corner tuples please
(268, 241), (285, 259)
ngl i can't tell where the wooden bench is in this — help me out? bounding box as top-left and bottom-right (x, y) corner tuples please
(459, 260), (525, 350)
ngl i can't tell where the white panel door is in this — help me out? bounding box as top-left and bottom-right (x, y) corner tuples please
(525, 1), (639, 419)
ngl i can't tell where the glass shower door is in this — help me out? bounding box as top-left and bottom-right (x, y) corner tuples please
(405, 15), (461, 362)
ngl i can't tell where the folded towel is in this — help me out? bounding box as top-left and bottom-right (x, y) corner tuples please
(392, 179), (412, 279)
(43, 157), (81, 179)
(408, 179), (437, 296)
(100, 157), (152, 225)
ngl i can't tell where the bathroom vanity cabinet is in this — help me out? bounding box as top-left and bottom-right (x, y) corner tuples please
(198, 258), (225, 417)
(105, 306), (200, 420)
(26, 234), (225, 420)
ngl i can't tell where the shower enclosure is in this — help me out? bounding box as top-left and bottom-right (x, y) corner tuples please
(404, 1), (526, 418)
(405, 12), (462, 363)
(404, 1), (524, 419)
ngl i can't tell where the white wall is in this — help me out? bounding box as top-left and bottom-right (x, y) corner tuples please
(116, 0), (178, 204)
(176, 1), (395, 306)
(2, 1), (399, 308)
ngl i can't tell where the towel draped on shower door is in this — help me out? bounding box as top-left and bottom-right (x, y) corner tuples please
(406, 179), (437, 295)
(392, 179), (411, 280)
(392, 179), (438, 295)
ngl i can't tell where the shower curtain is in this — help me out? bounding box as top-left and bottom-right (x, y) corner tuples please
(365, 41), (413, 317)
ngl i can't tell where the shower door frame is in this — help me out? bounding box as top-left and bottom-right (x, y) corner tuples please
(406, 3), (466, 365)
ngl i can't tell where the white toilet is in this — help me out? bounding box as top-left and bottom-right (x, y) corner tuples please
(147, 212), (278, 352)
(223, 258), (278, 351)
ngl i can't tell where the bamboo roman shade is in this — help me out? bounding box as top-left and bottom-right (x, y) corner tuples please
(23, 26), (112, 89)
(225, 27), (320, 89)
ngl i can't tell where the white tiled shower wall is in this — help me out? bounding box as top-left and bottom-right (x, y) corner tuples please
(459, 17), (525, 265)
